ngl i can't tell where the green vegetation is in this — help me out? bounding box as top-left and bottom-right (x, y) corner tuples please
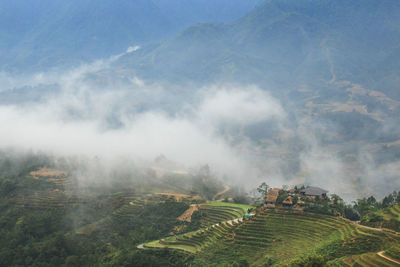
(331, 252), (399, 267)
(204, 210), (398, 266)
(353, 192), (400, 232)
(0, 153), (205, 266)
(198, 201), (251, 226)
(360, 204), (400, 231)
(145, 209), (399, 266)
(0, 153), (399, 266)
(143, 201), (251, 252)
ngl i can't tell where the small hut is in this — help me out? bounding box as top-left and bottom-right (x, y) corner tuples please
(282, 196), (294, 207)
(264, 188), (281, 208)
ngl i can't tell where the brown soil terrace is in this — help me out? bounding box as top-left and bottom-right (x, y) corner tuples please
(177, 204), (200, 222)
(29, 168), (68, 178)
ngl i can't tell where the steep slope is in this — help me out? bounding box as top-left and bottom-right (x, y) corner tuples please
(0, 0), (171, 70)
(116, 0), (400, 99)
(0, 0), (261, 71)
(143, 209), (400, 266)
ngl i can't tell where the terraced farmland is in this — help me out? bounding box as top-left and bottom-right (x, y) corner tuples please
(142, 201), (251, 252)
(385, 245), (400, 262)
(111, 201), (145, 222)
(144, 220), (242, 253)
(335, 252), (400, 266)
(197, 201), (250, 226)
(14, 191), (86, 209)
(143, 209), (400, 266)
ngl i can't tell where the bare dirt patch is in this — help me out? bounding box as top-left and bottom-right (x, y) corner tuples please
(177, 204), (199, 222)
(30, 168), (67, 178)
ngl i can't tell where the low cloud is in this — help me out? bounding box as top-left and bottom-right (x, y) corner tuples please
(197, 87), (285, 126)
(0, 62), (282, 184)
(0, 53), (398, 200)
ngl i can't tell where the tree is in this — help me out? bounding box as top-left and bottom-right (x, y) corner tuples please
(382, 193), (395, 208)
(353, 197), (377, 217)
(257, 182), (269, 196)
(330, 194), (345, 215)
(293, 196), (298, 205)
(344, 205), (360, 221)
(290, 254), (328, 266)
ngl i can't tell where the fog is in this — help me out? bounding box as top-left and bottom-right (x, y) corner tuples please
(0, 50), (398, 201)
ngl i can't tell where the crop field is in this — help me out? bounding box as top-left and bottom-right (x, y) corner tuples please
(385, 245), (400, 261)
(143, 209), (400, 266)
(142, 201), (251, 252)
(334, 252), (400, 266)
(197, 201), (251, 226)
(144, 220), (242, 253)
(14, 190), (86, 209)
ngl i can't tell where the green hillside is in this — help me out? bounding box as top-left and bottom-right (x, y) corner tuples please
(329, 252), (400, 267)
(361, 204), (400, 232)
(142, 209), (400, 266)
(142, 201), (252, 252)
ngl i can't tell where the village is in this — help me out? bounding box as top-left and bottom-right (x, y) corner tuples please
(263, 185), (330, 210)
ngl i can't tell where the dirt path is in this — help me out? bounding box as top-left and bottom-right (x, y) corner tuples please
(377, 251), (400, 265)
(213, 185), (230, 201)
(177, 204), (199, 222)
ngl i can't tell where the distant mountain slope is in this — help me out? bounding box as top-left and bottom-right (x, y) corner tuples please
(116, 0), (400, 99)
(0, 0), (261, 71)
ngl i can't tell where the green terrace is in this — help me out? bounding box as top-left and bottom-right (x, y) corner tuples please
(141, 201), (252, 252)
(142, 208), (400, 266)
(331, 251), (400, 266)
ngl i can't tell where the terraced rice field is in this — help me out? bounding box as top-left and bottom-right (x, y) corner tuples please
(143, 209), (400, 266)
(144, 220), (241, 253)
(385, 245), (400, 262)
(338, 252), (400, 266)
(198, 201), (249, 226)
(142, 201), (251, 252)
(111, 201), (145, 222)
(222, 210), (360, 263)
(14, 191), (86, 208)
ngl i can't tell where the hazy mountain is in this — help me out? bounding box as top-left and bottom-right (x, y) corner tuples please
(116, 0), (400, 99)
(0, 0), (261, 71)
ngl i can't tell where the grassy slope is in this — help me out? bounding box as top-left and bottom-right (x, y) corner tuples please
(142, 201), (253, 252)
(145, 209), (400, 266)
(362, 204), (400, 232)
(331, 252), (400, 266)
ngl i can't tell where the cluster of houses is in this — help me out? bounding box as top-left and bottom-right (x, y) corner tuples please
(264, 186), (329, 209)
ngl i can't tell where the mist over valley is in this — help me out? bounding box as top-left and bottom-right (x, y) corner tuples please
(1, 1), (400, 266)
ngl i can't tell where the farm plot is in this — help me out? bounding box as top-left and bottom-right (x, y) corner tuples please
(195, 210), (400, 266)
